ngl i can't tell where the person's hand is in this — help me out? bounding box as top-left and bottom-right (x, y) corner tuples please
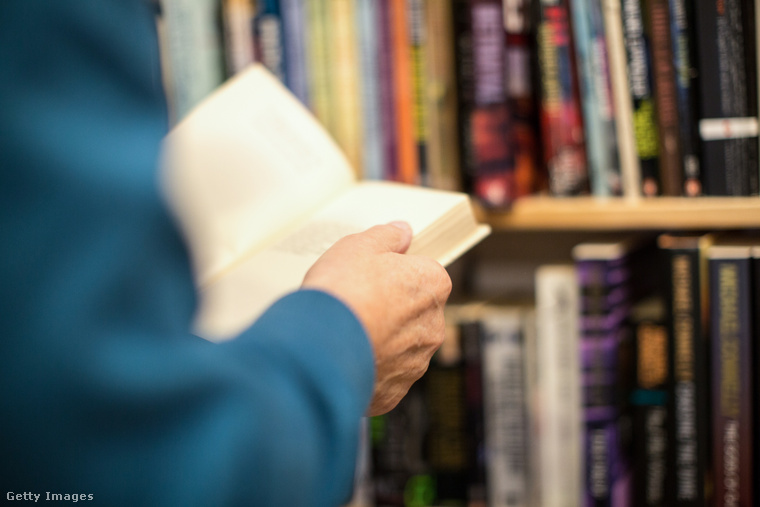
(301, 222), (452, 416)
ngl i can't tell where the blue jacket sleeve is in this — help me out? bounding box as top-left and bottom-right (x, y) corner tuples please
(0, 2), (375, 506)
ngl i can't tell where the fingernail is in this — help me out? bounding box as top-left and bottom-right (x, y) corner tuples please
(388, 221), (412, 233)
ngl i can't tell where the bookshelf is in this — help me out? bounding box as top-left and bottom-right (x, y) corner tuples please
(478, 196), (760, 230)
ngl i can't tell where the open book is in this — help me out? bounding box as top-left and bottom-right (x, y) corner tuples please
(161, 64), (491, 341)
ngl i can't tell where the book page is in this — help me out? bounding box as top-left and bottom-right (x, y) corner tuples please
(160, 64), (355, 284)
(195, 181), (490, 340)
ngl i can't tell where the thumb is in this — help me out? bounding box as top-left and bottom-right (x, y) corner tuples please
(360, 221), (413, 254)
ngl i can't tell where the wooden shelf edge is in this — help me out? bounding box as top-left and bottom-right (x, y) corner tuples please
(477, 196), (760, 230)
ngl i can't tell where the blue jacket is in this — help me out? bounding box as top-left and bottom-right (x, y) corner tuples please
(0, 2), (374, 505)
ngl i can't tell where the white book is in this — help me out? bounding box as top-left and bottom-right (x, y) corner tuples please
(534, 265), (582, 507)
(160, 64), (490, 340)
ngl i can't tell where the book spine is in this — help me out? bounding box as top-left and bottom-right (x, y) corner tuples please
(694, 0), (757, 195)
(753, 247), (760, 498)
(663, 246), (710, 506)
(160, 0), (227, 123)
(622, 0), (662, 196)
(377, 0), (400, 181)
(480, 308), (528, 507)
(355, 0), (385, 180)
(630, 306), (669, 506)
(408, 0), (430, 186)
(460, 319), (488, 505)
(305, 0), (333, 132)
(330, 0), (364, 175)
(535, 0), (589, 195)
(390, 0), (420, 184)
(575, 254), (634, 506)
(221, 0), (257, 77)
(254, 0), (287, 83)
(425, 338), (469, 504)
(280, 0), (310, 105)
(370, 384), (430, 507)
(535, 265), (583, 507)
(570, 0), (623, 197)
(425, 0), (462, 191)
(643, 0), (683, 195)
(622, 0), (660, 197)
(667, 0), (701, 196)
(742, 0), (759, 195)
(602, 0), (643, 197)
(709, 252), (754, 507)
(504, 0), (546, 198)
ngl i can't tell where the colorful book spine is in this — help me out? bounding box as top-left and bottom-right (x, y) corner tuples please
(694, 0), (758, 195)
(621, 0), (661, 196)
(425, 324), (469, 505)
(657, 233), (714, 507)
(480, 306), (528, 507)
(425, 0), (462, 191)
(330, 0), (363, 175)
(535, 0), (589, 196)
(573, 240), (638, 506)
(453, 0), (516, 208)
(709, 245), (754, 507)
(305, 0), (333, 133)
(254, 0), (286, 83)
(602, 0), (642, 197)
(377, 0), (400, 181)
(407, 0), (430, 186)
(355, 0), (385, 180)
(390, 0), (419, 184)
(221, 0), (257, 77)
(504, 0), (546, 198)
(643, 0), (683, 195)
(280, 0), (310, 105)
(570, 0), (623, 197)
(534, 265), (583, 507)
(159, 0), (227, 123)
(630, 297), (669, 507)
(667, 0), (701, 196)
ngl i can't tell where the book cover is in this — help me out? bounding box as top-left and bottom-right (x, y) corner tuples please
(694, 0), (758, 195)
(534, 265), (583, 507)
(453, 0), (516, 209)
(425, 0), (463, 192)
(657, 233), (714, 507)
(642, 0), (683, 195)
(534, 0), (590, 196)
(570, 0), (623, 197)
(621, 0), (662, 196)
(708, 244), (754, 507)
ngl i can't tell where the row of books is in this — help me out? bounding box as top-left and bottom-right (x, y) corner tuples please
(361, 231), (759, 507)
(157, 0), (760, 207)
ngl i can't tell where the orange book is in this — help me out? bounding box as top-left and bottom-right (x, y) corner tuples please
(389, 0), (418, 184)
